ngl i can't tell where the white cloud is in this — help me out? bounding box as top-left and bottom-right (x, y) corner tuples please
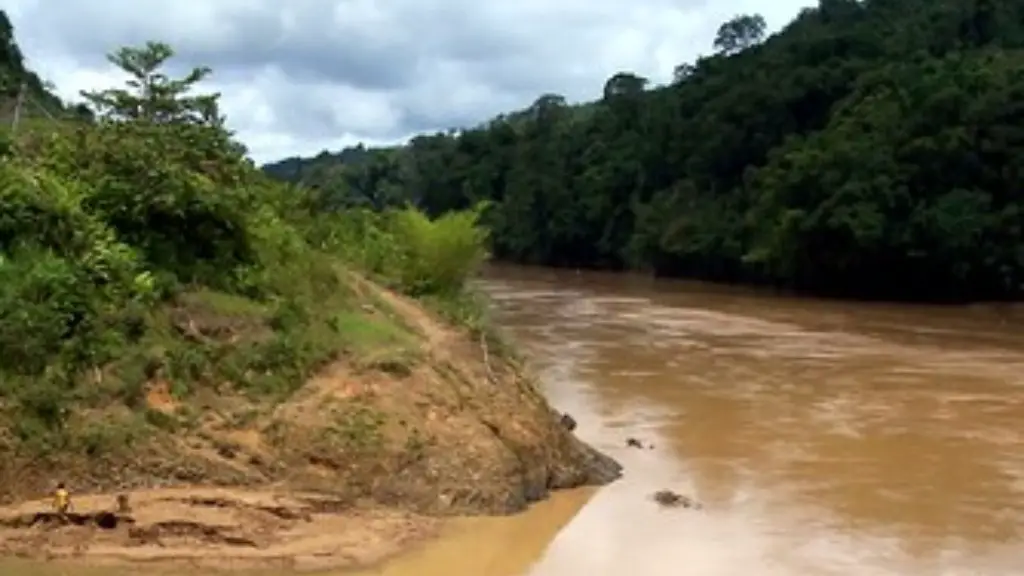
(4, 0), (812, 163)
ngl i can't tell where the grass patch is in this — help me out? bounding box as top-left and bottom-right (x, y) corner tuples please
(74, 412), (147, 457)
(424, 288), (519, 361)
(320, 403), (387, 453)
(329, 310), (417, 355)
(179, 289), (271, 317)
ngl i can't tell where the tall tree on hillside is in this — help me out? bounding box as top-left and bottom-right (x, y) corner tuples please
(672, 63), (695, 84)
(529, 93), (568, 125)
(0, 10), (73, 116)
(713, 14), (767, 54)
(0, 11), (25, 94)
(602, 72), (648, 100)
(80, 41), (224, 127)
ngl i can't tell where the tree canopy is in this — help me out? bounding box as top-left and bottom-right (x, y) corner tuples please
(713, 14), (767, 54)
(264, 0), (1024, 302)
(80, 41), (224, 127)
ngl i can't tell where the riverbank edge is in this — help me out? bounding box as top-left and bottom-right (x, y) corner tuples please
(0, 278), (622, 572)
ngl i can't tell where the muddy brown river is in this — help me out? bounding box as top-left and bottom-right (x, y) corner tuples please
(466, 265), (1024, 575)
(7, 265), (1024, 574)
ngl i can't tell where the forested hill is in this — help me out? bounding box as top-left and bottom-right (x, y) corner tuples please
(263, 0), (1024, 303)
(0, 12), (84, 121)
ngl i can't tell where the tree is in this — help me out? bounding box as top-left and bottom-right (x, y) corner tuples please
(602, 72), (648, 100)
(0, 10), (72, 113)
(80, 41), (224, 126)
(0, 11), (24, 88)
(0, 11), (23, 95)
(713, 14), (767, 54)
(672, 63), (695, 84)
(528, 93), (568, 124)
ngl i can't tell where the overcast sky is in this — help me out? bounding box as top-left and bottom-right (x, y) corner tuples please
(4, 0), (810, 163)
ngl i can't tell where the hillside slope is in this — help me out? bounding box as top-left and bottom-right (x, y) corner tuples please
(264, 0), (1024, 303)
(0, 20), (619, 572)
(0, 273), (618, 570)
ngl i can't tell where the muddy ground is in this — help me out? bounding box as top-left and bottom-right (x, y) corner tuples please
(0, 278), (620, 571)
(0, 488), (439, 572)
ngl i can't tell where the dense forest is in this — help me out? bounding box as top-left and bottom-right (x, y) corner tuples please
(264, 0), (1024, 303)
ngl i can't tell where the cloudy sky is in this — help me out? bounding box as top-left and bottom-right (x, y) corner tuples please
(4, 0), (810, 163)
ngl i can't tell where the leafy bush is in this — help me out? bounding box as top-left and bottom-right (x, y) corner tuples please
(303, 208), (402, 279)
(306, 204), (490, 298)
(386, 204), (490, 297)
(0, 161), (155, 376)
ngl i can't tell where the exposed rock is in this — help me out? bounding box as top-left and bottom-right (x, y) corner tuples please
(651, 490), (702, 509)
(559, 412), (577, 432)
(626, 437), (654, 449)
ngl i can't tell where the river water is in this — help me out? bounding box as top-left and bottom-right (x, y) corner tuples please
(399, 265), (1024, 576)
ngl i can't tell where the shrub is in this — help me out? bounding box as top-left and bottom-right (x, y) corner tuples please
(305, 203), (490, 298)
(385, 204), (490, 297)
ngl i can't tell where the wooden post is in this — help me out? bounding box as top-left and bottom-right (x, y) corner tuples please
(11, 82), (25, 133)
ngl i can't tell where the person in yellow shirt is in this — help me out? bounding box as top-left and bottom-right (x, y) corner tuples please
(52, 482), (71, 516)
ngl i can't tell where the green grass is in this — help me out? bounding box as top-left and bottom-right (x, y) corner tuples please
(327, 310), (415, 353)
(178, 289), (271, 319)
(423, 288), (519, 362)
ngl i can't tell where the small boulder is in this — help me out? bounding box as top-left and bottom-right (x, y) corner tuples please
(559, 413), (577, 432)
(625, 437), (655, 449)
(651, 490), (702, 509)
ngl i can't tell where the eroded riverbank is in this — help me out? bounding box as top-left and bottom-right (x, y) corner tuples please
(0, 275), (621, 574)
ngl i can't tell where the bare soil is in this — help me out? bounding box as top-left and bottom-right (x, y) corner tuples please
(0, 488), (439, 572)
(0, 278), (621, 570)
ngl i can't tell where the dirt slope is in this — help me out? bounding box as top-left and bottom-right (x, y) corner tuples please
(0, 277), (621, 570)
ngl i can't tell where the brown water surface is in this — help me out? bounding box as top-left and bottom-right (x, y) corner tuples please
(480, 265), (1024, 575)
(7, 265), (1024, 575)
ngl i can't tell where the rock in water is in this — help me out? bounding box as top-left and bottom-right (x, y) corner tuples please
(651, 490), (702, 509)
(579, 443), (623, 484)
(560, 412), (577, 432)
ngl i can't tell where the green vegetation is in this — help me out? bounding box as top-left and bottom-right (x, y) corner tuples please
(0, 12), (87, 122)
(264, 0), (1024, 303)
(0, 20), (489, 459)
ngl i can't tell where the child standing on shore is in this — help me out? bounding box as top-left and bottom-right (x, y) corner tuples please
(52, 482), (71, 515)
